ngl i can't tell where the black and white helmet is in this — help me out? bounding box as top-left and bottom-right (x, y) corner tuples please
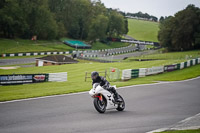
(91, 71), (99, 80)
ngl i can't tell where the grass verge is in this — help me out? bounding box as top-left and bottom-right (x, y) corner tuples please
(0, 38), (74, 54)
(0, 38), (129, 56)
(0, 60), (199, 102)
(157, 129), (200, 133)
(91, 42), (129, 50)
(127, 50), (200, 61)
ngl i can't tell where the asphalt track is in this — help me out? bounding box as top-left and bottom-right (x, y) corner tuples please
(0, 49), (153, 65)
(100, 50), (156, 60)
(0, 58), (35, 66)
(0, 77), (200, 133)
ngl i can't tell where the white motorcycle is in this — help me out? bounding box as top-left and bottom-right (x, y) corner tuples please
(89, 83), (125, 113)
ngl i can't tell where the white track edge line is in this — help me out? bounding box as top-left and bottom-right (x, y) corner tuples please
(146, 113), (200, 133)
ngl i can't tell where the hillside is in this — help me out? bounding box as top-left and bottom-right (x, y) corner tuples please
(0, 38), (129, 54)
(128, 19), (159, 42)
(0, 38), (74, 54)
(0, 19), (160, 54)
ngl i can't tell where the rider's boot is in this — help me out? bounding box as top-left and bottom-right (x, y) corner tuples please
(107, 87), (122, 102)
(114, 92), (122, 102)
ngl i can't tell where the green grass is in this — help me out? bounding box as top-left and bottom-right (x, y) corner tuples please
(60, 37), (130, 50)
(127, 50), (200, 61)
(0, 38), (75, 54)
(91, 42), (129, 50)
(128, 19), (159, 42)
(0, 56), (200, 101)
(146, 45), (155, 49)
(158, 129), (200, 133)
(0, 38), (129, 55)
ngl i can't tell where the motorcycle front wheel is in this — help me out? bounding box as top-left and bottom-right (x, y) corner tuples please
(93, 97), (107, 113)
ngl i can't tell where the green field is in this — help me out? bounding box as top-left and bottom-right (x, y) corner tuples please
(0, 50), (200, 101)
(127, 50), (200, 61)
(91, 42), (129, 50)
(0, 38), (129, 54)
(128, 19), (159, 42)
(0, 38), (74, 54)
(158, 129), (200, 133)
(61, 37), (130, 50)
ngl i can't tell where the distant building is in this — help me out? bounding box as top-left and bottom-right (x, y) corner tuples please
(36, 55), (78, 67)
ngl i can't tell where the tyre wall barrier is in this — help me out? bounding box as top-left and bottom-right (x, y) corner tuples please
(180, 62), (184, 69)
(122, 58), (200, 80)
(146, 66), (164, 75)
(81, 45), (136, 57)
(131, 69), (139, 78)
(2, 51), (70, 57)
(164, 64), (178, 72)
(121, 69), (132, 80)
(139, 68), (147, 77)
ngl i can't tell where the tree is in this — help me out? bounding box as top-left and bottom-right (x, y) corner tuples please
(124, 18), (129, 34)
(126, 11), (158, 22)
(88, 14), (109, 43)
(107, 11), (125, 37)
(158, 5), (200, 51)
(159, 16), (164, 22)
(25, 0), (58, 39)
(158, 16), (175, 50)
(0, 0), (59, 39)
(0, 0), (27, 38)
(0, 0), (128, 40)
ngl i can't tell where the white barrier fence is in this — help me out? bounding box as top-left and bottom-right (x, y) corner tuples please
(146, 66), (164, 76)
(187, 60), (190, 67)
(122, 69), (132, 80)
(49, 72), (67, 82)
(122, 58), (200, 80)
(139, 68), (147, 77)
(180, 62), (184, 69)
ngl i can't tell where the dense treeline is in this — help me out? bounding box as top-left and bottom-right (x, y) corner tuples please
(158, 5), (200, 51)
(126, 11), (158, 22)
(0, 0), (128, 41)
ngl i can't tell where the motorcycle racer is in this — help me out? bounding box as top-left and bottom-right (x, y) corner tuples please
(91, 71), (122, 102)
